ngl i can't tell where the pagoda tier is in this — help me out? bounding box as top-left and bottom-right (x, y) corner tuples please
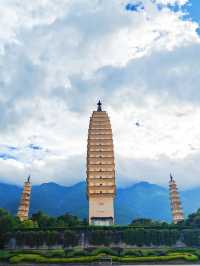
(87, 102), (116, 226)
(17, 177), (31, 221)
(169, 174), (184, 224)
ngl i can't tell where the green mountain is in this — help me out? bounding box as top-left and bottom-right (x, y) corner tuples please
(0, 181), (198, 224)
(115, 182), (171, 224)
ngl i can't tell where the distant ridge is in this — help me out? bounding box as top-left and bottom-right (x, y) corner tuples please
(0, 180), (199, 224)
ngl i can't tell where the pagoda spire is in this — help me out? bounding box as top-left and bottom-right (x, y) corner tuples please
(97, 100), (102, 112)
(169, 174), (184, 224)
(17, 175), (32, 221)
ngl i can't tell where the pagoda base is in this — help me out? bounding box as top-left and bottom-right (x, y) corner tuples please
(91, 217), (114, 226)
(89, 196), (114, 225)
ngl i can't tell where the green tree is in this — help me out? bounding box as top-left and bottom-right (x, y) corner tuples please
(184, 209), (200, 227)
(88, 230), (113, 246)
(19, 219), (38, 229)
(64, 230), (78, 247)
(130, 218), (168, 227)
(31, 211), (57, 228)
(31, 211), (87, 228)
(123, 229), (136, 245)
(57, 213), (86, 227)
(0, 208), (19, 248)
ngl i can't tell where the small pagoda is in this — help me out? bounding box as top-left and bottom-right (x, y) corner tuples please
(17, 176), (32, 221)
(169, 174), (184, 224)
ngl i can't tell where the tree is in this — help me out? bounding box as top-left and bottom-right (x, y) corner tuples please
(57, 213), (86, 227)
(18, 219), (38, 229)
(31, 211), (57, 228)
(64, 230), (78, 247)
(184, 209), (200, 227)
(183, 229), (200, 246)
(0, 208), (19, 248)
(130, 218), (168, 227)
(31, 211), (87, 228)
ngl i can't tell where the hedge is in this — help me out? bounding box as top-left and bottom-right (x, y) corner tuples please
(9, 252), (198, 264)
(114, 254), (198, 262)
(6, 228), (200, 248)
(9, 254), (100, 264)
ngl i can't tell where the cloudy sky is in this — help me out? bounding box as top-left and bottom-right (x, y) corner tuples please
(0, 0), (200, 188)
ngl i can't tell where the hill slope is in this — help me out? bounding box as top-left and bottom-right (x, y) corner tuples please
(0, 181), (199, 224)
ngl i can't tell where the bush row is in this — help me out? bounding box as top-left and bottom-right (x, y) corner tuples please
(5, 228), (200, 248)
(9, 252), (198, 264)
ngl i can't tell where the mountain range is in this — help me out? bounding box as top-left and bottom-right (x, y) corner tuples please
(0, 181), (199, 224)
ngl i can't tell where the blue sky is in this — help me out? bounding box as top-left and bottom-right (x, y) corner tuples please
(186, 0), (200, 34)
(186, 0), (200, 24)
(0, 0), (200, 188)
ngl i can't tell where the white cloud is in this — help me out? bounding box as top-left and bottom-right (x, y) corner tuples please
(0, 0), (199, 188)
(116, 152), (200, 189)
(155, 0), (188, 5)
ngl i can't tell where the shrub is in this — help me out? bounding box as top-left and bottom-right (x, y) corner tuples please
(183, 229), (200, 246)
(45, 231), (59, 246)
(115, 253), (198, 263)
(111, 247), (123, 256)
(64, 230), (78, 247)
(91, 247), (118, 256)
(10, 254), (46, 264)
(88, 230), (113, 246)
(45, 249), (65, 258)
(123, 228), (180, 246)
(66, 249), (89, 257)
(64, 248), (74, 256)
(122, 249), (143, 257)
(0, 250), (11, 261)
(8, 252), (198, 264)
(9, 254), (100, 264)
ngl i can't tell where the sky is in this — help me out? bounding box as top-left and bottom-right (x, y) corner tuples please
(0, 0), (200, 189)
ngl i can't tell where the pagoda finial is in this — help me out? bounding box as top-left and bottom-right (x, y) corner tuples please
(27, 175), (31, 183)
(170, 173), (173, 182)
(97, 100), (102, 112)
